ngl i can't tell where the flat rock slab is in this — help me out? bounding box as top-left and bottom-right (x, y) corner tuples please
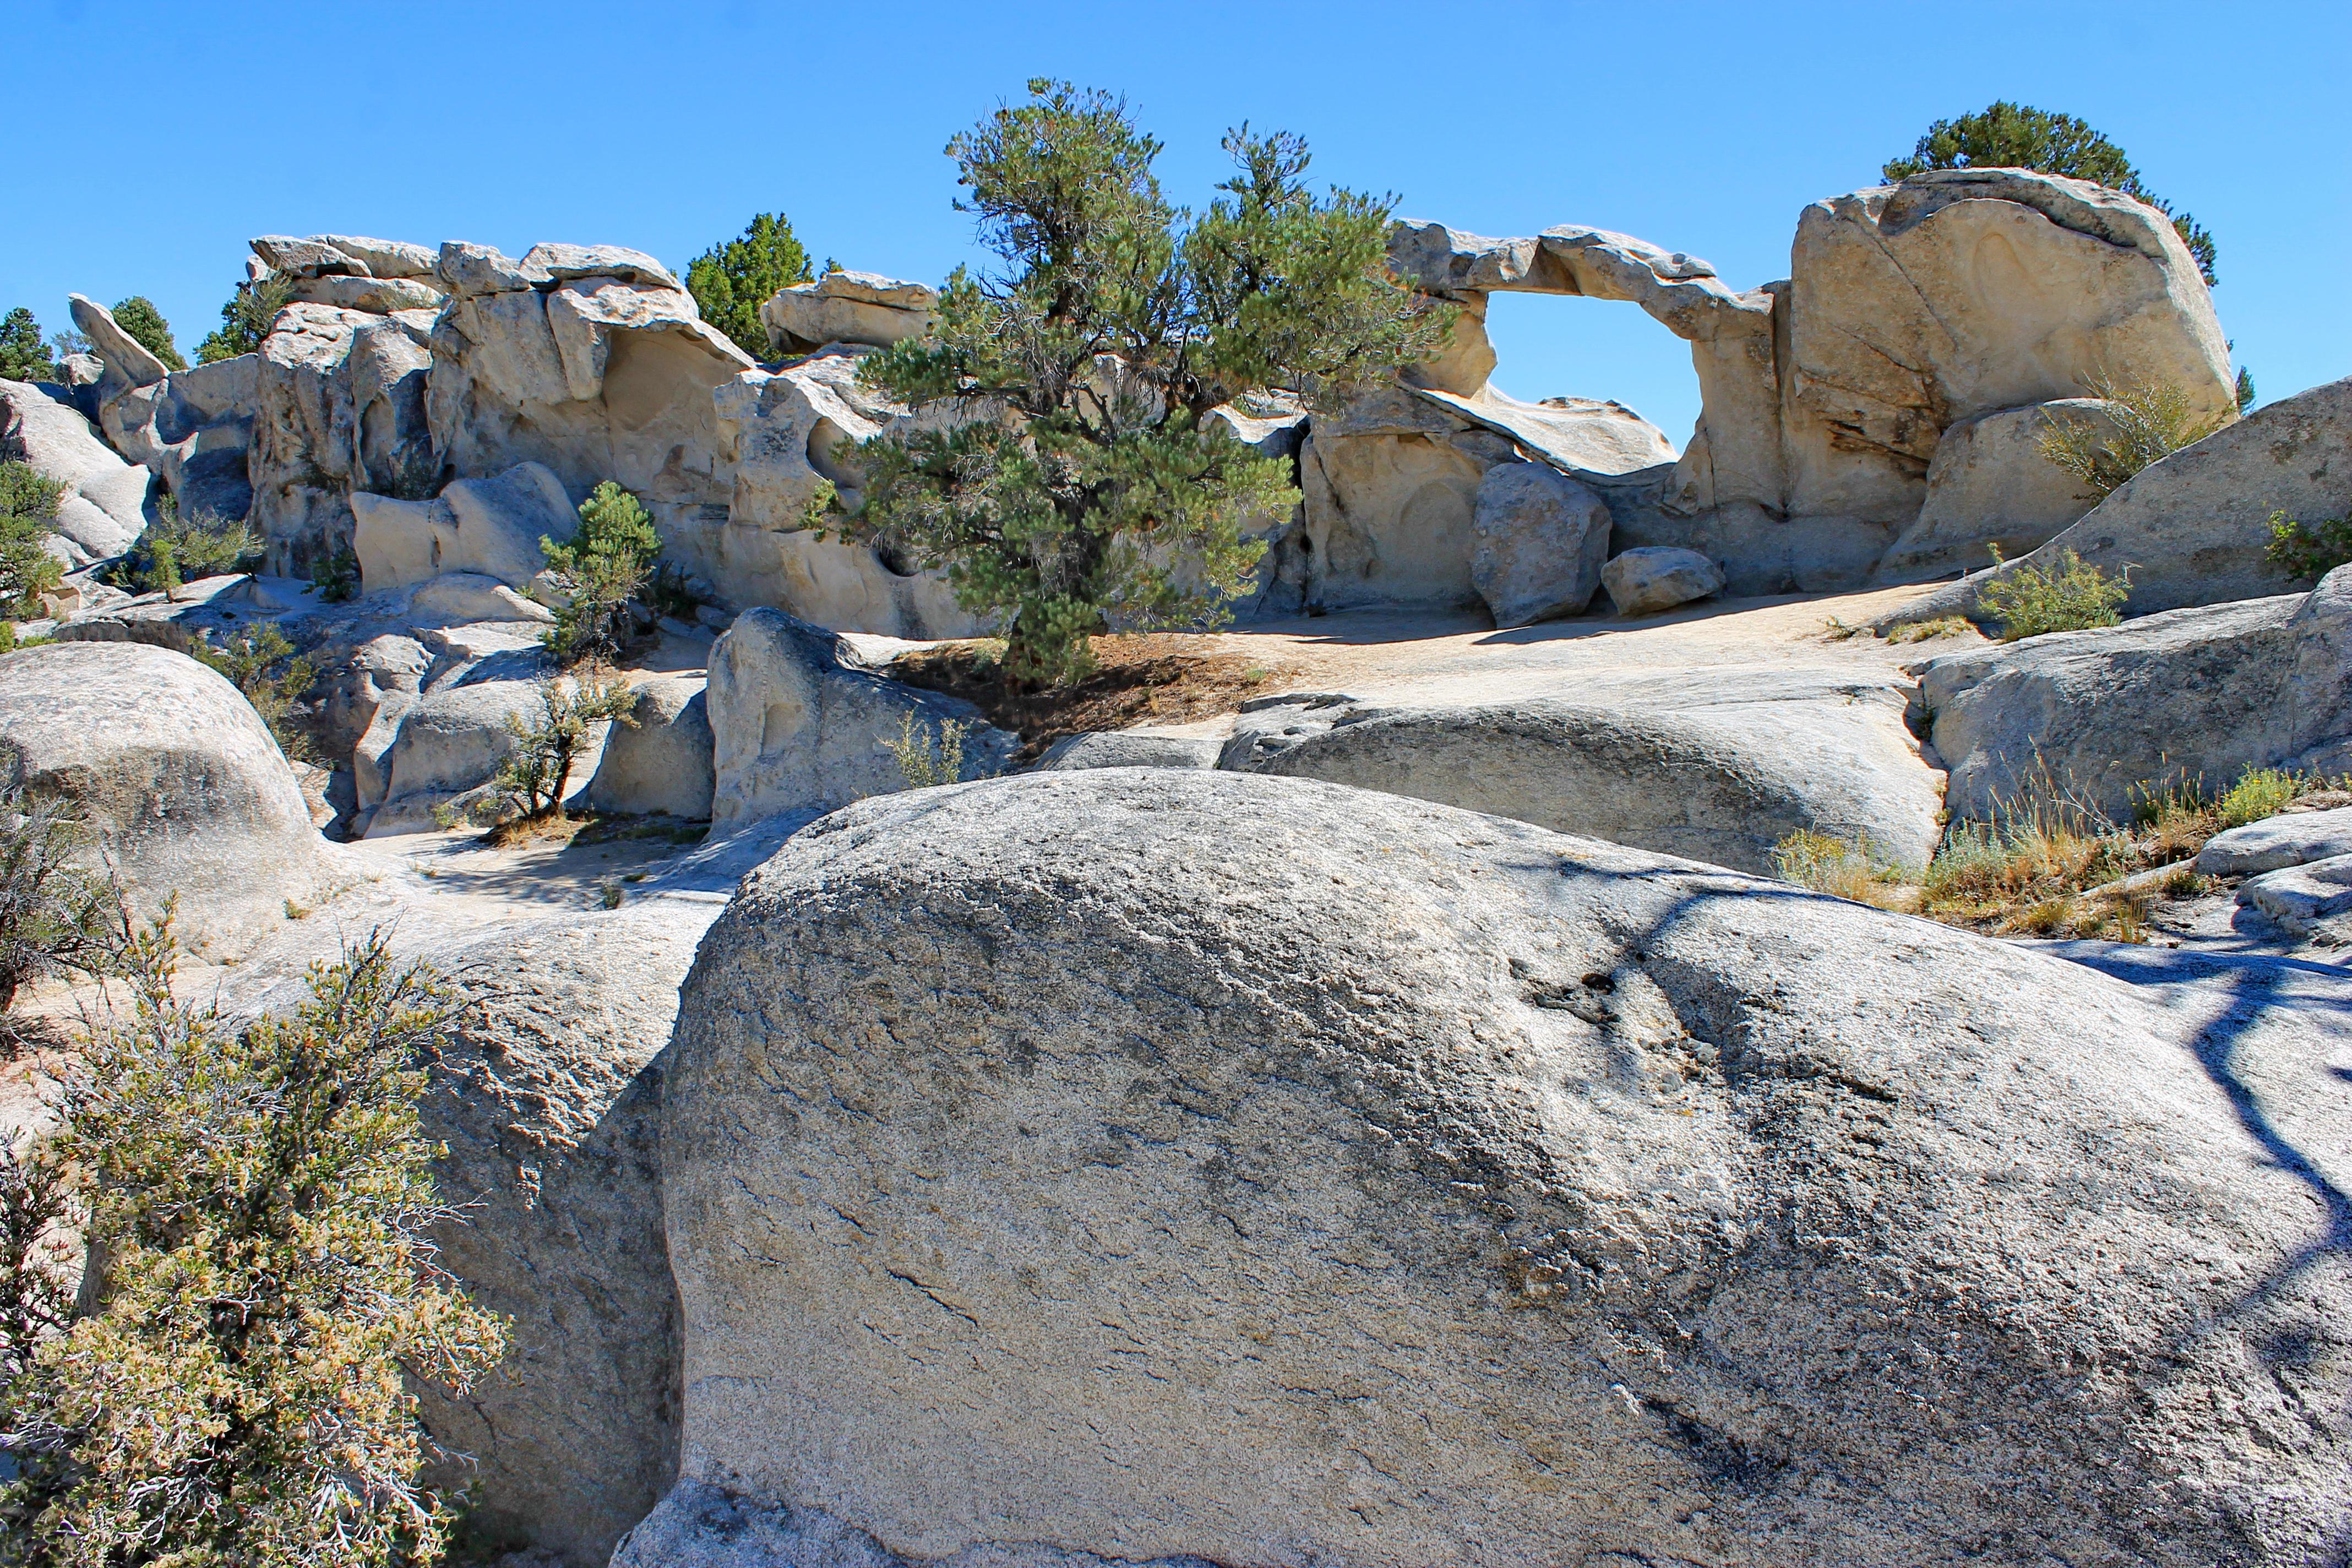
(2198, 806), (2352, 877)
(1219, 664), (1942, 876)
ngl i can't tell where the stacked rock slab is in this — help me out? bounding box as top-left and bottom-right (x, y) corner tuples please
(643, 769), (2350, 1567)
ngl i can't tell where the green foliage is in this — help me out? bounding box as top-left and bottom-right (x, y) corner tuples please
(885, 712), (978, 788)
(854, 80), (1445, 686)
(2265, 509), (2352, 581)
(106, 297), (186, 372)
(685, 213), (814, 361)
(106, 498), (265, 595)
(2215, 765), (2306, 830)
(540, 482), (660, 666)
(0, 310), (58, 384)
(2035, 372), (2230, 500)
(1882, 101), (2218, 286)
(489, 677), (639, 824)
(195, 271), (295, 364)
(0, 464), (66, 617)
(1976, 546), (2131, 640)
(309, 543), (360, 602)
(192, 624), (319, 759)
(0, 783), (114, 1020)
(0, 916), (509, 1566)
(2236, 366), (2257, 414)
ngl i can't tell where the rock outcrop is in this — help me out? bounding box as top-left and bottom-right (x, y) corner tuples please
(351, 460), (575, 594)
(761, 271), (938, 356)
(1874, 398), (2120, 583)
(705, 608), (1010, 826)
(1888, 373), (2352, 629)
(1221, 667), (1942, 875)
(1370, 170), (2234, 602)
(651, 769), (2350, 1567)
(1914, 565), (2352, 825)
(0, 641), (346, 955)
(0, 377), (155, 560)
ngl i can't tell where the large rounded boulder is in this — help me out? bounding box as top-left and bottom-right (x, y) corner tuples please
(0, 641), (347, 956)
(643, 769), (2350, 1567)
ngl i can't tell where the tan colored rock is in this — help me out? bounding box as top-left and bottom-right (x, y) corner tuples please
(1782, 169), (2232, 525)
(249, 303), (438, 571)
(1876, 398), (2119, 583)
(587, 677), (714, 820)
(760, 270), (938, 355)
(351, 461), (574, 594)
(0, 378), (155, 559)
(1601, 545), (1724, 615)
(287, 274), (445, 315)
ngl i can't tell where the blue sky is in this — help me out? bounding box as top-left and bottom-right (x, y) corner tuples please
(9, 0), (2345, 448)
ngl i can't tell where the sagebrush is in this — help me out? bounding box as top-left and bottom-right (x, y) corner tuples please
(2035, 372), (2231, 500)
(0, 917), (509, 1566)
(106, 499), (264, 595)
(2264, 510), (2352, 582)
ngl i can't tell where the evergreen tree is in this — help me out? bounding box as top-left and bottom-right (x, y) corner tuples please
(195, 271), (295, 363)
(0, 310), (57, 384)
(107, 296), (186, 371)
(1883, 102), (2218, 286)
(685, 213), (814, 361)
(853, 80), (1444, 686)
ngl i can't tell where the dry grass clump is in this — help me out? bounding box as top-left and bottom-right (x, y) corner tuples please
(1886, 616), (1978, 645)
(1774, 764), (2336, 943)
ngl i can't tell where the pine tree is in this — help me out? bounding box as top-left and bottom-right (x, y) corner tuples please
(853, 80), (1444, 686)
(0, 310), (58, 384)
(195, 272), (295, 364)
(1883, 102), (2218, 286)
(685, 213), (814, 361)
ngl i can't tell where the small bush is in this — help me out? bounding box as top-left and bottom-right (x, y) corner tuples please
(2264, 510), (2352, 582)
(1770, 830), (1913, 910)
(105, 498), (264, 595)
(2036, 372), (2230, 500)
(487, 676), (639, 827)
(0, 783), (115, 1022)
(192, 623), (319, 758)
(886, 713), (978, 789)
(309, 542), (361, 602)
(1975, 546), (2130, 640)
(195, 270), (295, 364)
(2215, 765), (2306, 829)
(0, 915), (509, 1565)
(0, 309), (58, 384)
(0, 462), (67, 616)
(1886, 616), (1975, 645)
(540, 482), (659, 666)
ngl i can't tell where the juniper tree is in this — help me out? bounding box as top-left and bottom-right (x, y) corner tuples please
(540, 481), (661, 665)
(1883, 102), (2218, 285)
(685, 213), (815, 361)
(195, 271), (295, 363)
(852, 80), (1444, 685)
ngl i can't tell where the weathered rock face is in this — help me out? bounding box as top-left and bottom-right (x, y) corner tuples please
(426, 243), (755, 596)
(704, 608), (1010, 826)
(589, 677), (716, 820)
(1890, 373), (2352, 630)
(761, 271), (938, 356)
(1468, 460), (1610, 627)
(654, 769), (2351, 1568)
(0, 642), (346, 956)
(1914, 566), (2352, 825)
(1601, 545), (1724, 616)
(0, 377), (155, 560)
(2198, 805), (2352, 878)
(250, 302), (439, 570)
(1875, 398), (2118, 583)
(352, 460), (575, 593)
(706, 349), (982, 636)
(1781, 170), (2232, 526)
(1222, 666), (1942, 875)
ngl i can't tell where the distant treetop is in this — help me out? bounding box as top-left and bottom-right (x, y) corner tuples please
(687, 213), (815, 362)
(1882, 101), (2218, 287)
